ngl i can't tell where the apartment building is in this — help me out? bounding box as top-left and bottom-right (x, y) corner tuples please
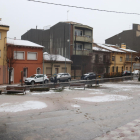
(105, 24), (140, 51)
(21, 21), (93, 78)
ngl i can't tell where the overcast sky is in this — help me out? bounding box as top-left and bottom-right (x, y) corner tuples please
(1, 0), (140, 43)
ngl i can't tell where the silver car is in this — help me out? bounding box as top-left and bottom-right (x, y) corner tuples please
(50, 73), (71, 82)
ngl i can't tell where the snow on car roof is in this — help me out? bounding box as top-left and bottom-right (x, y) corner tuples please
(7, 38), (44, 48)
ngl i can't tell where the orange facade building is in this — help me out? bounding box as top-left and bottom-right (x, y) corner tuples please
(7, 38), (44, 84)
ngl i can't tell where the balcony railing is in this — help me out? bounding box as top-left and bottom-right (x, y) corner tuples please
(125, 58), (136, 62)
(74, 35), (92, 43)
(73, 50), (92, 56)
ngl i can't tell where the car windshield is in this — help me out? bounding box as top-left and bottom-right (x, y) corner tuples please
(84, 74), (89, 76)
(30, 75), (36, 78)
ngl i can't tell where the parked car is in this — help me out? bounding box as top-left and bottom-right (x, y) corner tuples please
(132, 70), (139, 75)
(81, 72), (96, 80)
(50, 73), (71, 82)
(122, 70), (131, 76)
(24, 74), (49, 85)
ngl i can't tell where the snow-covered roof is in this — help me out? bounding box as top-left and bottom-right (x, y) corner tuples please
(119, 48), (137, 53)
(92, 46), (110, 52)
(96, 43), (125, 53)
(7, 38), (44, 48)
(43, 52), (72, 62)
(0, 21), (9, 27)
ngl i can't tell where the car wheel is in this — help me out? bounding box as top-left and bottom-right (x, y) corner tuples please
(31, 81), (35, 85)
(44, 80), (48, 84)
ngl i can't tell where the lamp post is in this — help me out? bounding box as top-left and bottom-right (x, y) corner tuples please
(65, 39), (70, 73)
(127, 46), (132, 80)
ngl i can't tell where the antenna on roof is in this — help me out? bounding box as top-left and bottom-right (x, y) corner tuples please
(67, 10), (69, 21)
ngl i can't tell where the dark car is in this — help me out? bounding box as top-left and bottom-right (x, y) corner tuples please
(122, 70), (131, 76)
(81, 72), (96, 80)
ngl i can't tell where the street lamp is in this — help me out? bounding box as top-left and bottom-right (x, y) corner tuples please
(126, 46), (132, 80)
(65, 39), (70, 73)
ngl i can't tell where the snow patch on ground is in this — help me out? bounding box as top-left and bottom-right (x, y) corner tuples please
(71, 104), (80, 108)
(75, 95), (132, 103)
(0, 101), (47, 112)
(89, 92), (104, 95)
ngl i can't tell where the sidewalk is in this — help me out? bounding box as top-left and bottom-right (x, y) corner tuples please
(93, 118), (140, 140)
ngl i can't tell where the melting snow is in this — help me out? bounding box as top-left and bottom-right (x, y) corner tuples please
(0, 101), (47, 112)
(75, 95), (132, 102)
(71, 104), (80, 108)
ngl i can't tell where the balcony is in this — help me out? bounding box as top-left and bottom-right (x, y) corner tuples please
(125, 58), (136, 62)
(74, 35), (92, 43)
(73, 50), (92, 56)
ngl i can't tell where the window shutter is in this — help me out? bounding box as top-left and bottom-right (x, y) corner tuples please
(27, 52), (37, 60)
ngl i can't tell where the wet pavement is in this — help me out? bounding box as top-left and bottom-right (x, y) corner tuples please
(0, 79), (140, 140)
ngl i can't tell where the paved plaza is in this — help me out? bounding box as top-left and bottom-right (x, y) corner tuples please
(0, 80), (140, 140)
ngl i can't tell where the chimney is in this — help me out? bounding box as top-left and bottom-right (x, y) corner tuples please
(36, 26), (37, 29)
(14, 37), (16, 40)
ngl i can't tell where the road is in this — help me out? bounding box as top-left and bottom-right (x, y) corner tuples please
(0, 79), (140, 140)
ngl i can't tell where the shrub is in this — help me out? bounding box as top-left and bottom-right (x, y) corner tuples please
(30, 87), (50, 92)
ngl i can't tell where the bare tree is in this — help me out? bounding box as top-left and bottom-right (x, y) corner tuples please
(7, 46), (17, 84)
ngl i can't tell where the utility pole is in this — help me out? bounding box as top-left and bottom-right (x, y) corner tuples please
(64, 25), (66, 73)
(74, 33), (76, 79)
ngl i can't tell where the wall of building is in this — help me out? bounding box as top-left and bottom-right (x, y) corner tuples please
(21, 22), (71, 59)
(44, 62), (71, 78)
(110, 52), (125, 73)
(105, 24), (140, 51)
(0, 25), (9, 84)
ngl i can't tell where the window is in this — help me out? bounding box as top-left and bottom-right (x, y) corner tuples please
(112, 66), (114, 72)
(95, 54), (99, 63)
(120, 57), (123, 62)
(75, 43), (83, 50)
(75, 29), (83, 36)
(0, 32), (1, 39)
(0, 50), (1, 57)
(14, 51), (24, 60)
(126, 55), (129, 61)
(103, 55), (106, 63)
(27, 52), (37, 60)
(112, 56), (115, 61)
(116, 66), (118, 72)
(126, 67), (128, 70)
(46, 67), (51, 75)
(37, 68), (41, 74)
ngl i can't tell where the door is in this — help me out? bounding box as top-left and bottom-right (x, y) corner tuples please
(35, 75), (43, 83)
(23, 68), (28, 81)
(55, 68), (58, 74)
(10, 68), (14, 83)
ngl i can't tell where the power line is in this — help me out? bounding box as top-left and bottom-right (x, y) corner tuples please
(28, 0), (140, 15)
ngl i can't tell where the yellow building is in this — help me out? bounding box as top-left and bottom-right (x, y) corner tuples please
(43, 52), (72, 78)
(94, 43), (137, 74)
(0, 19), (9, 84)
